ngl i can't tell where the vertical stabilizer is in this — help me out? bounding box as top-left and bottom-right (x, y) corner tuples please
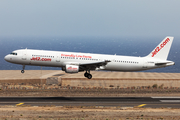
(146, 36), (174, 60)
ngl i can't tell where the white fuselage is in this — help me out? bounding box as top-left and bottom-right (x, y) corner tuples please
(4, 49), (174, 71)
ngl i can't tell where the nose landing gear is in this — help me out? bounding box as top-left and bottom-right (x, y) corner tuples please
(21, 65), (25, 73)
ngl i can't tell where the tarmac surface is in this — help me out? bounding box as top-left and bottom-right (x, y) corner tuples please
(1, 97), (180, 108)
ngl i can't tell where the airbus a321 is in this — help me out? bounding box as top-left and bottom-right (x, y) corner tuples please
(4, 36), (175, 79)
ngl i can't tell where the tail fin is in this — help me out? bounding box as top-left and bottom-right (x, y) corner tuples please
(146, 36), (174, 60)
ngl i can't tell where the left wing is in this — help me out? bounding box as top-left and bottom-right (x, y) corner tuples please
(79, 60), (111, 70)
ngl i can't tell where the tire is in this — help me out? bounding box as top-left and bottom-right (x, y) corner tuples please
(84, 72), (88, 77)
(87, 74), (92, 79)
(21, 70), (24, 73)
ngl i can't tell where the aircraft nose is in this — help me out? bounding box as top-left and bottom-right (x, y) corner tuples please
(4, 55), (10, 62)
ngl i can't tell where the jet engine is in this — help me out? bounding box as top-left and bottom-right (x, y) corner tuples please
(63, 65), (79, 73)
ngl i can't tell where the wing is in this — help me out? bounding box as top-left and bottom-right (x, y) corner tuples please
(79, 60), (111, 70)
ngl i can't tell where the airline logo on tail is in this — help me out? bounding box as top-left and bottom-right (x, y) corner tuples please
(151, 38), (170, 57)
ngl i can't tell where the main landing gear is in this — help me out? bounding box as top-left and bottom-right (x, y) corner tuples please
(21, 65), (25, 73)
(84, 70), (92, 79)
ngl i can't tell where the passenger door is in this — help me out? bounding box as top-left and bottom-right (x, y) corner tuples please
(22, 50), (27, 60)
(56, 54), (60, 62)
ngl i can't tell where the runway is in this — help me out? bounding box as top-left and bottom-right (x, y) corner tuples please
(0, 97), (180, 108)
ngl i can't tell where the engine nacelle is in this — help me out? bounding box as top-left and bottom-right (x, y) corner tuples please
(95, 66), (105, 71)
(64, 65), (79, 73)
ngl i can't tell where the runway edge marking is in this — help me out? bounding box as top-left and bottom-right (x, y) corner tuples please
(137, 104), (146, 107)
(16, 103), (24, 106)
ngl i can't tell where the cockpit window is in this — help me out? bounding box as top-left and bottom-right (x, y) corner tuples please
(10, 52), (17, 55)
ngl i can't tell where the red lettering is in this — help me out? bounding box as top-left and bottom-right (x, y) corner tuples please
(37, 57), (40, 60)
(152, 52), (155, 57)
(67, 67), (72, 70)
(151, 38), (170, 57)
(30, 57), (51, 61)
(166, 38), (170, 42)
(61, 53), (92, 58)
(67, 67), (77, 70)
(160, 44), (164, 48)
(164, 41), (167, 44)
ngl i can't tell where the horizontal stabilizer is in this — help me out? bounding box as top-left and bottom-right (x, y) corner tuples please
(155, 61), (175, 66)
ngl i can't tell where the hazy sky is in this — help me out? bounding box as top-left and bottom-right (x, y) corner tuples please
(0, 0), (180, 38)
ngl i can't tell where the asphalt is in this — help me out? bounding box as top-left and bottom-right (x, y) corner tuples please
(1, 97), (180, 108)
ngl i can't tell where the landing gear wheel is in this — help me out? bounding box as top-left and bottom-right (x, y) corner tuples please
(84, 72), (88, 77)
(21, 65), (25, 74)
(87, 74), (92, 79)
(84, 70), (92, 79)
(21, 70), (24, 73)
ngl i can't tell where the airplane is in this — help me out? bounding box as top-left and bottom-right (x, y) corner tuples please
(4, 36), (175, 79)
